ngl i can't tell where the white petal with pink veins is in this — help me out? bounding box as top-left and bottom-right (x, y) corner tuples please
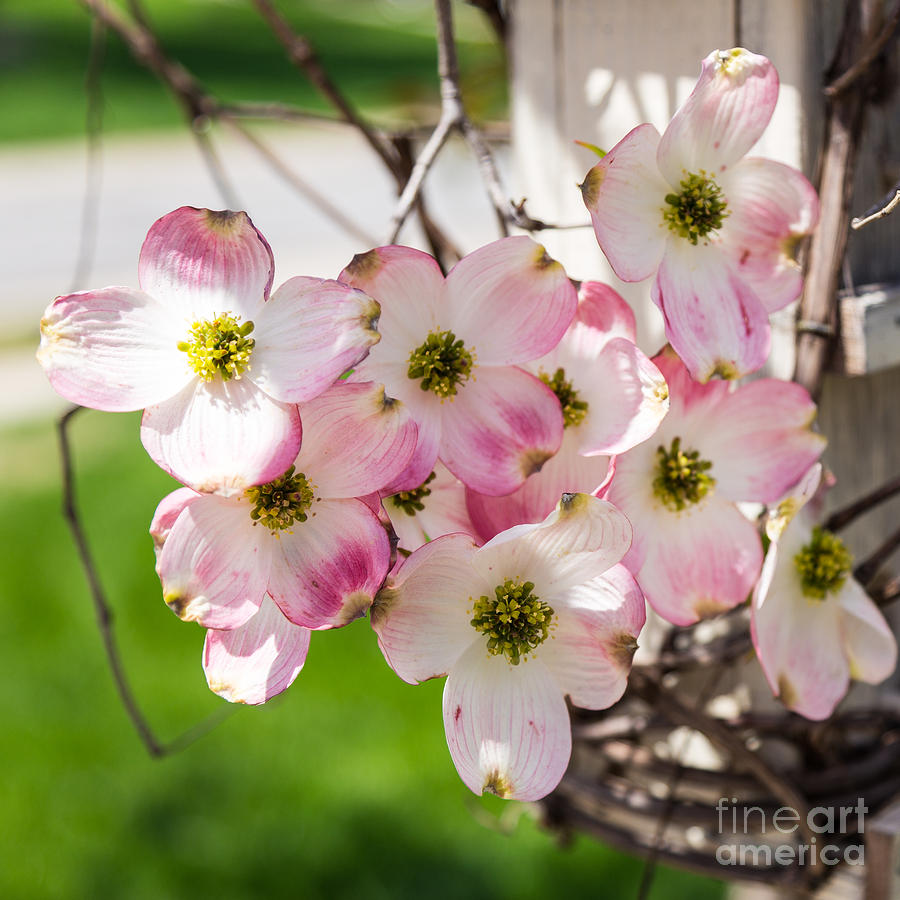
(141, 376), (302, 494)
(150, 487), (203, 560)
(38, 287), (190, 411)
(719, 158), (819, 313)
(474, 493), (632, 599)
(581, 123), (670, 283)
(295, 381), (417, 499)
(443, 643), (571, 801)
(203, 596), (311, 705)
(249, 276), (380, 403)
(443, 236), (577, 366)
(157, 493), (271, 629)
(439, 366), (563, 497)
(138, 207), (273, 322)
(653, 240), (771, 382)
(838, 579), (898, 685)
(371, 533), (483, 684)
(267, 498), (389, 629)
(657, 49), (778, 182)
(540, 565), (645, 709)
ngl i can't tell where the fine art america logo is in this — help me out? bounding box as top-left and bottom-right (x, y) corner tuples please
(715, 798), (868, 867)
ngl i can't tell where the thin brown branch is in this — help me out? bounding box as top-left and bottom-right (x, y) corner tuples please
(851, 185), (900, 229)
(825, 0), (900, 97)
(190, 118), (242, 209)
(824, 472), (900, 531)
(58, 405), (235, 756)
(856, 524), (900, 586)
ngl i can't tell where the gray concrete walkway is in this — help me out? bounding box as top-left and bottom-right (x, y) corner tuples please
(1, 122), (509, 424)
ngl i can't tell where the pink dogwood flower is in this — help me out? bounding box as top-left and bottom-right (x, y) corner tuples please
(752, 464), (897, 720)
(339, 237), (577, 496)
(371, 493), (644, 801)
(39, 207), (381, 492)
(605, 349), (826, 625)
(151, 380), (416, 631)
(581, 48), (819, 382)
(466, 281), (669, 541)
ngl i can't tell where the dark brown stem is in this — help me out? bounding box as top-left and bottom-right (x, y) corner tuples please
(825, 0), (900, 96)
(824, 472), (900, 531)
(856, 524), (900, 586)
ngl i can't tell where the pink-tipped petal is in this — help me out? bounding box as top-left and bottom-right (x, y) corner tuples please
(250, 276), (380, 403)
(443, 643), (571, 801)
(141, 377), (302, 493)
(540, 564), (645, 709)
(720, 158), (820, 313)
(295, 381), (418, 498)
(138, 207), (273, 321)
(203, 596), (310, 705)
(651, 347), (731, 420)
(654, 241), (771, 382)
(150, 487), (203, 559)
(697, 379), (825, 503)
(371, 532), (483, 684)
(156, 494), (271, 629)
(657, 49), (779, 182)
(838, 580), (898, 685)
(466, 429), (611, 542)
(581, 123), (670, 282)
(38, 288), (190, 411)
(444, 237), (578, 365)
(576, 337), (669, 456)
(576, 282), (637, 344)
(475, 492), (632, 598)
(440, 366), (563, 496)
(636, 497), (762, 625)
(267, 498), (389, 629)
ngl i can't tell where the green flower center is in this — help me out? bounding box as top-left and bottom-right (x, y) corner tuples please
(663, 171), (728, 245)
(407, 329), (474, 398)
(245, 466), (315, 532)
(470, 579), (554, 666)
(540, 367), (589, 429)
(652, 436), (715, 511)
(388, 471), (436, 517)
(178, 313), (255, 382)
(794, 527), (853, 601)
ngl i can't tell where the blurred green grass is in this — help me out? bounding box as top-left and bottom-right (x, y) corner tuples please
(0, 0), (506, 143)
(0, 410), (725, 899)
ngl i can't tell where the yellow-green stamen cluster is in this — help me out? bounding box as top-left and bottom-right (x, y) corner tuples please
(794, 526), (853, 601)
(178, 313), (255, 381)
(540, 367), (589, 429)
(470, 579), (554, 665)
(652, 436), (715, 511)
(407, 329), (474, 398)
(663, 171), (728, 245)
(245, 466), (314, 532)
(389, 471), (436, 517)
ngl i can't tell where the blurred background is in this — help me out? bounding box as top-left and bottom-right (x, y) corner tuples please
(0, 2), (725, 897)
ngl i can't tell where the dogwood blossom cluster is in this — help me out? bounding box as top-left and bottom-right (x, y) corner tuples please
(38, 47), (897, 803)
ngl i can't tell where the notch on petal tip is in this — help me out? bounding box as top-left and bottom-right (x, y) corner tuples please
(559, 492), (588, 514)
(579, 167), (605, 206)
(608, 632), (640, 667)
(533, 244), (559, 271)
(521, 448), (553, 479)
(345, 249), (382, 279)
(777, 673), (797, 708)
(693, 596), (729, 620)
(203, 209), (246, 234)
(482, 770), (513, 799)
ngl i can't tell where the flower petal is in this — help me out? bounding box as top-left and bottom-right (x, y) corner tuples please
(581, 123), (670, 282)
(540, 564), (645, 709)
(440, 365), (563, 496)
(838, 579), (898, 685)
(141, 377), (302, 493)
(156, 493), (270, 629)
(37, 288), (190, 411)
(150, 487), (203, 560)
(203, 596), (310, 705)
(443, 643), (571, 801)
(576, 281), (637, 344)
(267, 498), (389, 629)
(653, 240), (771, 382)
(466, 429), (610, 542)
(635, 496), (762, 625)
(250, 276), (380, 403)
(696, 378), (825, 503)
(474, 492), (632, 598)
(295, 381), (418, 499)
(371, 532), (483, 684)
(138, 207), (274, 321)
(657, 49), (778, 181)
(444, 236), (578, 365)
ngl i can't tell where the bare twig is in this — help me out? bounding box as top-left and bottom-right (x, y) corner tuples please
(825, 472), (900, 531)
(851, 185), (900, 229)
(58, 405), (234, 756)
(856, 524), (900, 586)
(825, 0), (900, 97)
